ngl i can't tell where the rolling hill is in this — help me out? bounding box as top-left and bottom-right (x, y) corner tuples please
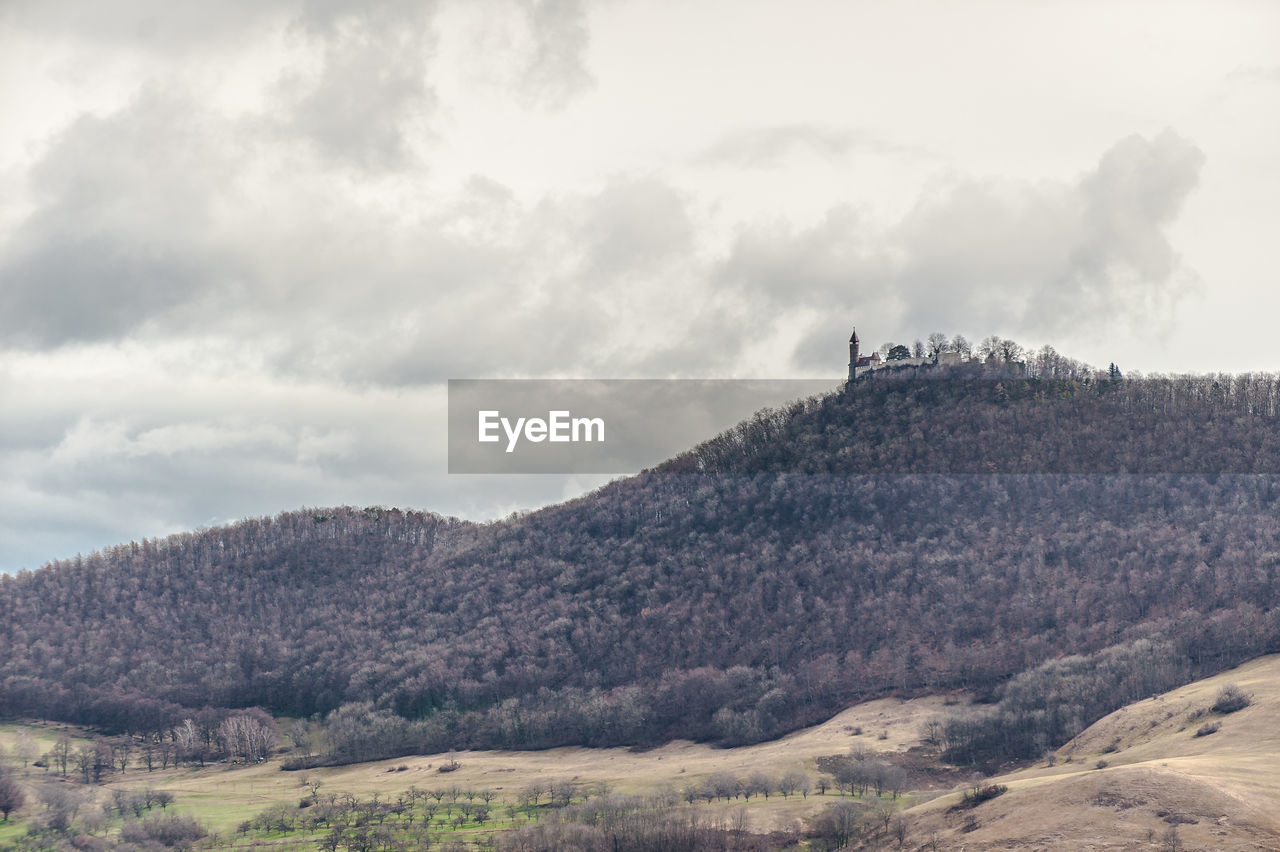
(5, 362), (1280, 768)
(909, 654), (1280, 849)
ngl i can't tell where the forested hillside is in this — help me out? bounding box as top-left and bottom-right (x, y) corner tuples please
(5, 363), (1280, 766)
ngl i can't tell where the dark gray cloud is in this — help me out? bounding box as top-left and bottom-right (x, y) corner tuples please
(0, 92), (244, 346)
(0, 86), (713, 379)
(0, 234), (208, 347)
(277, 3), (440, 169)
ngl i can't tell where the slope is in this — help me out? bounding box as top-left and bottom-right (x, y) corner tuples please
(4, 366), (1280, 762)
(908, 654), (1280, 850)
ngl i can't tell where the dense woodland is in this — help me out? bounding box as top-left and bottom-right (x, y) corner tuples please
(6, 358), (1280, 767)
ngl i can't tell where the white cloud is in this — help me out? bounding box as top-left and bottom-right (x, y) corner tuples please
(713, 131), (1206, 367)
(2, 0), (1277, 571)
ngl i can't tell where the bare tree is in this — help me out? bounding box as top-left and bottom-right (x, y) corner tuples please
(998, 338), (1024, 363)
(47, 735), (72, 777)
(38, 784), (91, 833)
(977, 335), (1002, 361)
(114, 739), (133, 774)
(175, 719), (198, 764)
(926, 332), (948, 362)
(218, 714), (278, 763)
(777, 770), (805, 797)
(13, 730), (39, 769)
(749, 772), (775, 799)
(0, 772), (24, 821)
(73, 743), (96, 783)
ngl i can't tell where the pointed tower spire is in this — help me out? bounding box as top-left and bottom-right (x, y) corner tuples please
(848, 327), (860, 383)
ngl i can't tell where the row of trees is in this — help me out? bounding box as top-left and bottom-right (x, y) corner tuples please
(874, 332), (1094, 378)
(814, 750), (908, 799)
(677, 771), (813, 804)
(27, 711), (278, 787)
(876, 332), (994, 362)
(499, 796), (795, 852)
(229, 774), (830, 851)
(501, 794), (911, 851)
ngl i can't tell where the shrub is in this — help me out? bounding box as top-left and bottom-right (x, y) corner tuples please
(950, 784), (1007, 811)
(1211, 685), (1251, 715)
(1194, 721), (1220, 737)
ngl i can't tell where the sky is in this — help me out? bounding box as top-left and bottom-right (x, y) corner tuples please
(2, 0), (1278, 572)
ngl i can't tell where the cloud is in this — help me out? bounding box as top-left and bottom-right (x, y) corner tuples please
(0, 80), (716, 382)
(894, 129), (1205, 337)
(517, 0), (594, 108)
(276, 2), (440, 169)
(1, 104), (1206, 387)
(0, 0), (286, 52)
(0, 348), (616, 572)
(715, 205), (895, 305)
(344, 176), (707, 385)
(698, 123), (923, 168)
(0, 0), (610, 361)
(0, 92), (246, 347)
(711, 130), (1206, 369)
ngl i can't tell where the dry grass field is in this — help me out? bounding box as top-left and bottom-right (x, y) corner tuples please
(0, 692), (959, 844)
(905, 654), (1280, 850)
(113, 692), (959, 836)
(6, 657), (1280, 848)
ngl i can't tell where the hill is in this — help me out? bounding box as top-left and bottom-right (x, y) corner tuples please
(5, 364), (1280, 766)
(908, 654), (1280, 849)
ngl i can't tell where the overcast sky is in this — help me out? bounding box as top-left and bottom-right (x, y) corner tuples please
(2, 0), (1278, 572)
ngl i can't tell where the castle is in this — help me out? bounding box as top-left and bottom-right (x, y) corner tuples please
(848, 327), (960, 381)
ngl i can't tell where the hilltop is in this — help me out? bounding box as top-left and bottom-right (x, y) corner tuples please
(4, 365), (1280, 769)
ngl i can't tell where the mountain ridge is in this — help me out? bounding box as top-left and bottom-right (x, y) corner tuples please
(5, 367), (1280, 767)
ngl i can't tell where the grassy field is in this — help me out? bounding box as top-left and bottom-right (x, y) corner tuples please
(6, 658), (1280, 848)
(905, 654), (1280, 850)
(0, 693), (957, 847)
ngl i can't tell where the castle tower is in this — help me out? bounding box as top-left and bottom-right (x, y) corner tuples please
(848, 327), (860, 382)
